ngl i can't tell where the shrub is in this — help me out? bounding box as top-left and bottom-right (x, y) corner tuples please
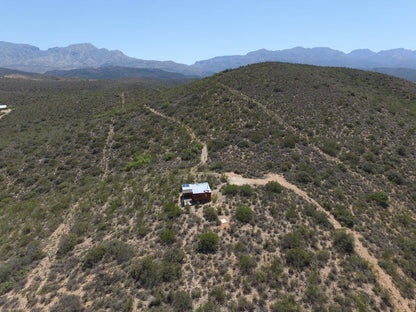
(333, 230), (354, 254)
(57, 234), (80, 258)
(164, 202), (182, 219)
(295, 171), (312, 184)
(50, 294), (84, 312)
(198, 232), (219, 253)
(270, 295), (301, 312)
(123, 153), (153, 171)
(172, 290), (193, 311)
(203, 206), (218, 223)
(280, 232), (305, 250)
(130, 256), (161, 288)
(386, 170), (404, 185)
(197, 301), (221, 312)
(159, 228), (176, 245)
(284, 248), (312, 269)
(238, 254), (257, 274)
(235, 205), (253, 223)
(265, 181), (284, 193)
(282, 135), (299, 148)
(223, 184), (253, 197)
(365, 192), (389, 208)
(83, 240), (133, 269)
(332, 205), (354, 228)
(320, 139), (341, 156)
(209, 286), (226, 304)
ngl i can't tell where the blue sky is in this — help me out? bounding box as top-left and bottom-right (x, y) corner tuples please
(1, 0), (415, 64)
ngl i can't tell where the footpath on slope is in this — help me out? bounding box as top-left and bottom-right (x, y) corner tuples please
(143, 105), (208, 171)
(225, 172), (411, 312)
(143, 104), (412, 312)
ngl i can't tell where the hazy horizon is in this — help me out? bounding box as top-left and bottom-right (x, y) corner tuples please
(1, 0), (416, 64)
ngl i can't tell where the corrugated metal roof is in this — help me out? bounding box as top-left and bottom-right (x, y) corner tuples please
(181, 182), (211, 194)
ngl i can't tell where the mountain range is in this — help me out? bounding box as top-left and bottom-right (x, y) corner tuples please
(2, 41), (416, 80)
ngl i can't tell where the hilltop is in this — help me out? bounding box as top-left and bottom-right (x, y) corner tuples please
(0, 63), (415, 311)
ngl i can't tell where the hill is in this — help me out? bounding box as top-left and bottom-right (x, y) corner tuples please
(373, 67), (416, 82)
(45, 66), (193, 80)
(0, 63), (415, 311)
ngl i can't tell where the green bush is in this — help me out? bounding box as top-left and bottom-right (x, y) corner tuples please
(332, 205), (354, 228)
(280, 232), (305, 250)
(130, 256), (161, 288)
(164, 202), (182, 219)
(333, 230), (354, 254)
(284, 248), (312, 269)
(365, 192), (389, 208)
(235, 205), (253, 223)
(238, 254), (257, 274)
(172, 290), (193, 311)
(198, 232), (219, 254)
(223, 184), (253, 197)
(265, 181), (284, 193)
(50, 294), (84, 312)
(159, 228), (176, 245)
(203, 206), (219, 222)
(295, 171), (312, 184)
(209, 286), (226, 304)
(320, 139), (341, 156)
(270, 295), (301, 312)
(57, 234), (80, 258)
(83, 240), (133, 269)
(123, 152), (153, 171)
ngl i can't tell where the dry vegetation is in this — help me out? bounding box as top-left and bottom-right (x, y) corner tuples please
(0, 63), (415, 311)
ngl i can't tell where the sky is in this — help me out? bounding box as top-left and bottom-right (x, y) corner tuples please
(1, 0), (415, 64)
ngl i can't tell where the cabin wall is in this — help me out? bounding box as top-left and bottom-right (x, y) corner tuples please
(191, 192), (211, 202)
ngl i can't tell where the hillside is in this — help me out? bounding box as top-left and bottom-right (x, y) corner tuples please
(373, 67), (416, 82)
(45, 66), (193, 80)
(0, 63), (415, 311)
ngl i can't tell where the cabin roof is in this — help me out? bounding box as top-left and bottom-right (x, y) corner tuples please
(181, 182), (211, 194)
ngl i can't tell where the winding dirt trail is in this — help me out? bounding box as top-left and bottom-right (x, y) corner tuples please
(143, 105), (208, 172)
(225, 171), (411, 312)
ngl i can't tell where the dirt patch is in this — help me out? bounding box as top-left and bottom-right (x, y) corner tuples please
(0, 109), (12, 120)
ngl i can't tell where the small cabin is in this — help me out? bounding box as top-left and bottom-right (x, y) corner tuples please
(181, 182), (211, 204)
(0, 105), (7, 110)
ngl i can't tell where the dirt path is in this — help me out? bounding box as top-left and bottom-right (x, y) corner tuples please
(0, 108), (12, 120)
(143, 105), (208, 172)
(101, 122), (115, 179)
(6, 202), (78, 311)
(225, 171), (411, 312)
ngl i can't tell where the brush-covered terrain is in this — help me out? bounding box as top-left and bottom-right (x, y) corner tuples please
(0, 63), (415, 311)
